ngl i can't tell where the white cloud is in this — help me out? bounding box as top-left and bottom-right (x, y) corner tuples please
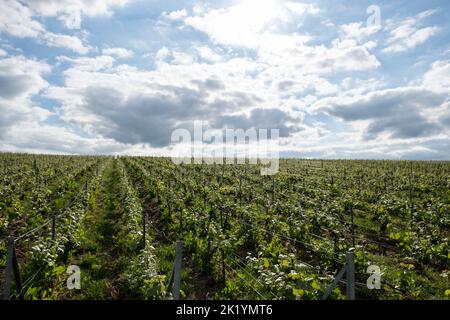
(196, 46), (223, 63)
(311, 60), (450, 141)
(184, 0), (295, 48)
(162, 9), (188, 21)
(102, 47), (134, 59)
(180, 1), (379, 76)
(181, 0), (319, 51)
(0, 55), (51, 99)
(340, 77), (385, 95)
(171, 51), (195, 65)
(44, 53), (306, 147)
(39, 1), (381, 151)
(285, 2), (320, 16)
(0, 55), (52, 139)
(155, 46), (170, 62)
(0, 123), (134, 155)
(257, 38), (380, 77)
(340, 22), (380, 42)
(1, 1), (447, 159)
(155, 46), (223, 65)
(0, 0), (90, 54)
(42, 31), (90, 54)
(383, 9), (440, 53)
(422, 60), (450, 92)
(383, 26), (439, 53)
(57, 55), (116, 71)
(0, 0), (45, 38)
(23, 0), (129, 29)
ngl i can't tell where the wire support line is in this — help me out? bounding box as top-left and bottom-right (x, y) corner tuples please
(221, 212), (343, 264)
(18, 264), (46, 297)
(225, 251), (280, 300)
(14, 178), (90, 243)
(223, 261), (267, 300)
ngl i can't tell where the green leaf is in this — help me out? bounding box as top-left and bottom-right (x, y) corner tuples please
(293, 288), (304, 297)
(311, 280), (320, 290)
(263, 258), (270, 268)
(445, 289), (450, 297)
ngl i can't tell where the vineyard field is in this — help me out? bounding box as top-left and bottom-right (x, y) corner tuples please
(0, 153), (449, 300)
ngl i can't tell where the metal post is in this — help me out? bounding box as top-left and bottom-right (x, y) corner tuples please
(221, 248), (226, 287)
(52, 212), (56, 240)
(2, 237), (23, 300)
(349, 206), (355, 248)
(142, 212), (146, 246)
(173, 240), (182, 300)
(2, 237), (14, 300)
(321, 263), (346, 300)
(220, 208), (224, 231)
(346, 252), (355, 300)
(409, 173), (413, 232)
(12, 245), (24, 300)
(272, 176), (275, 204)
(33, 159), (38, 182)
(239, 176), (242, 207)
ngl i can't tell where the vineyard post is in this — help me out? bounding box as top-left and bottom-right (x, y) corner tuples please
(409, 170), (414, 233)
(220, 207), (224, 231)
(168, 201), (172, 223)
(239, 176), (242, 207)
(271, 176), (275, 204)
(33, 159), (38, 183)
(322, 251), (355, 300)
(358, 173), (362, 195)
(220, 248), (226, 287)
(348, 206), (355, 248)
(346, 251), (355, 300)
(221, 161), (225, 185)
(179, 207), (183, 231)
(52, 212), (56, 240)
(173, 240), (183, 300)
(142, 211), (146, 246)
(219, 208), (226, 286)
(2, 237), (24, 300)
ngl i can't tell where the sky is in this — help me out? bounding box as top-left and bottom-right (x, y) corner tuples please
(0, 0), (449, 159)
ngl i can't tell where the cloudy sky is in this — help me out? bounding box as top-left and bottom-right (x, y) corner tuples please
(0, 0), (449, 159)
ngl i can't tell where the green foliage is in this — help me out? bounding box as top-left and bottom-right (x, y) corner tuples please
(1, 154), (449, 300)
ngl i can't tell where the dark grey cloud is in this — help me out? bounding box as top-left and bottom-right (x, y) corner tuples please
(74, 85), (299, 147)
(440, 107), (450, 128)
(0, 73), (34, 99)
(364, 112), (438, 140)
(191, 78), (226, 91)
(277, 80), (296, 91)
(210, 91), (265, 110)
(212, 108), (301, 137)
(321, 88), (448, 140)
(81, 86), (207, 147)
